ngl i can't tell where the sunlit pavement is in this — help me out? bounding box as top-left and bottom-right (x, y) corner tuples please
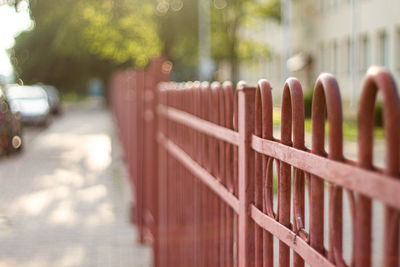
(0, 99), (151, 267)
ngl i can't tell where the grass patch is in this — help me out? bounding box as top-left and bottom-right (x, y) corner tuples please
(273, 174), (278, 194)
(304, 118), (384, 141)
(272, 110), (384, 141)
(61, 92), (87, 102)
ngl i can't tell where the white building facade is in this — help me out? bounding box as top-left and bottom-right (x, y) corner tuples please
(228, 0), (400, 105)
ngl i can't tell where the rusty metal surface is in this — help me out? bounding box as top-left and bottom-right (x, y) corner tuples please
(110, 65), (400, 267)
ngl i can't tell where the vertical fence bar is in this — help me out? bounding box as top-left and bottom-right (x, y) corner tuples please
(279, 90), (292, 267)
(210, 83), (221, 266)
(357, 67), (400, 267)
(310, 74), (343, 265)
(237, 84), (256, 267)
(143, 75), (156, 246)
(136, 71), (146, 243)
(281, 78), (305, 267)
(233, 88), (239, 267)
(254, 85), (263, 267)
(157, 86), (166, 267)
(258, 80), (274, 267)
(217, 83), (227, 267)
(193, 83), (201, 266)
(223, 82), (235, 267)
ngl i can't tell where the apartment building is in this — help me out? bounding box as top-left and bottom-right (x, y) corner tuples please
(229, 0), (400, 104)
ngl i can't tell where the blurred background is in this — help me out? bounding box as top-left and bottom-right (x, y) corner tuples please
(1, 0), (399, 104)
(0, 0), (397, 153)
(0, 0), (398, 266)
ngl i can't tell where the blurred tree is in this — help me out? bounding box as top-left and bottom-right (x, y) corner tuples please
(8, 0), (161, 93)
(0, 0), (24, 10)
(153, 0), (280, 82)
(5, 0), (280, 87)
(152, 0), (199, 81)
(211, 0), (280, 82)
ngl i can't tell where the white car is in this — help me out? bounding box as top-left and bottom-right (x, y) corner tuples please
(6, 85), (51, 126)
(40, 85), (62, 115)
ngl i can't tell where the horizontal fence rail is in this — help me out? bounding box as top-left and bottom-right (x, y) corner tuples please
(110, 65), (400, 267)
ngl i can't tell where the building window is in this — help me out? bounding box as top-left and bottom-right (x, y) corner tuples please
(320, 0), (327, 12)
(319, 43), (324, 71)
(274, 55), (281, 81)
(319, 0), (324, 12)
(379, 31), (389, 68)
(346, 38), (351, 74)
(332, 41), (338, 74)
(331, 0), (338, 9)
(360, 34), (370, 71)
(396, 28), (400, 70)
(324, 43), (331, 72)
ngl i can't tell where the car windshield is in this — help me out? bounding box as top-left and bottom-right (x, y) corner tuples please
(6, 85), (47, 100)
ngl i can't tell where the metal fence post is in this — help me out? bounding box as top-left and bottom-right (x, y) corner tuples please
(237, 83), (256, 267)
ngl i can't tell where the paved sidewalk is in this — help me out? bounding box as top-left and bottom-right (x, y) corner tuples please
(0, 100), (151, 267)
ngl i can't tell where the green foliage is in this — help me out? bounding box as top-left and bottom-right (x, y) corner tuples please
(211, 0), (280, 81)
(253, 0), (281, 22)
(153, 0), (199, 80)
(74, 0), (161, 67)
(303, 87), (313, 118)
(10, 0), (161, 93)
(238, 40), (270, 61)
(274, 108), (384, 141)
(147, 0), (281, 81)
(61, 91), (87, 103)
(374, 102), (383, 127)
(1, 0), (24, 9)
(7, 0), (282, 89)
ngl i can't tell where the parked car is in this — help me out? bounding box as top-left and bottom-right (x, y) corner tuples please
(0, 89), (22, 154)
(38, 84), (62, 115)
(5, 85), (51, 126)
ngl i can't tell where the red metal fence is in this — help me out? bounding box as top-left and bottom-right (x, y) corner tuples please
(110, 64), (400, 267)
(109, 58), (169, 244)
